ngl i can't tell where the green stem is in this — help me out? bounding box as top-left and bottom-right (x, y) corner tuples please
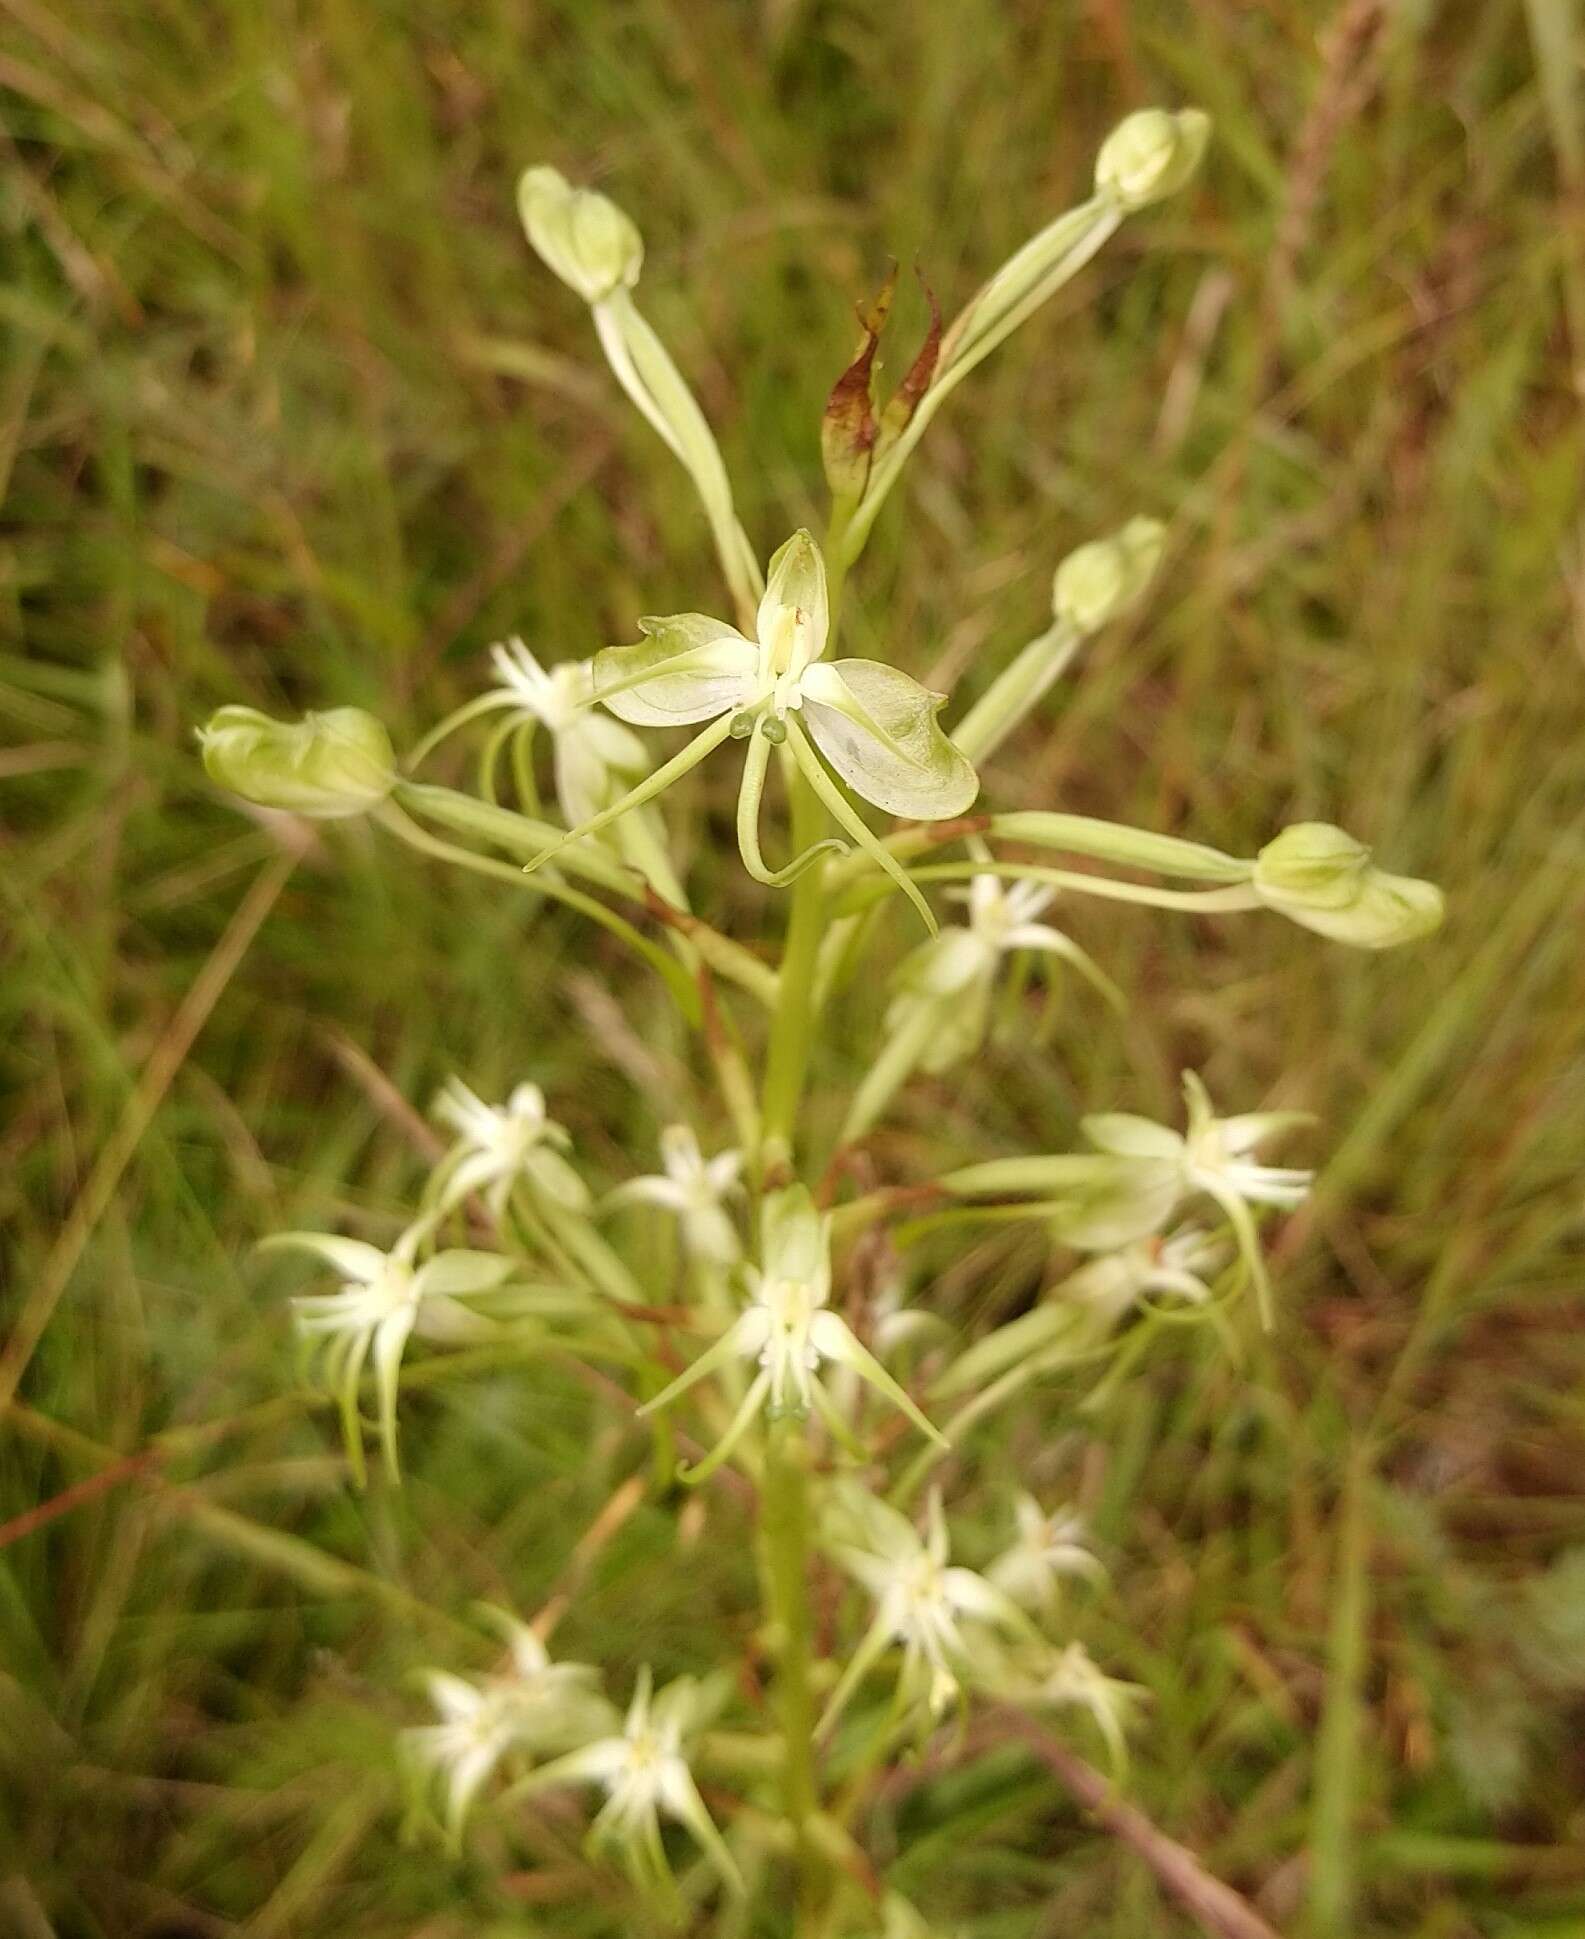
(760, 760), (828, 1164)
(835, 859), (1265, 919)
(951, 620), (1078, 764)
(760, 1418), (819, 1900)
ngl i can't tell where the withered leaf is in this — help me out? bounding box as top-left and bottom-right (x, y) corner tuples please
(875, 267), (941, 454)
(821, 263), (898, 500)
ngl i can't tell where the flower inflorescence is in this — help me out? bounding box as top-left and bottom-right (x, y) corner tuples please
(205, 103), (1444, 1929)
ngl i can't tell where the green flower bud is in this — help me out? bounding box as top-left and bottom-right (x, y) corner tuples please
(1094, 109), (1211, 212)
(517, 165), (644, 305)
(1051, 517), (1166, 634)
(199, 705), (397, 819)
(1253, 823), (1444, 949)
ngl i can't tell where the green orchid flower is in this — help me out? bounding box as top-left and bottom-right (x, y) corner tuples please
(524, 529), (978, 931)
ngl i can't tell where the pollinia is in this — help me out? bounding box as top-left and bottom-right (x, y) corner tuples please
(200, 107), (1442, 1930)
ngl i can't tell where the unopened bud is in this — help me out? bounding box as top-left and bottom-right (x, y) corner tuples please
(1051, 517), (1166, 633)
(1253, 823), (1444, 949)
(1094, 109), (1211, 212)
(199, 705), (396, 819)
(517, 165), (643, 305)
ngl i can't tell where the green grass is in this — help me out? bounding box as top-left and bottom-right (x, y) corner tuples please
(4, 1), (1585, 1934)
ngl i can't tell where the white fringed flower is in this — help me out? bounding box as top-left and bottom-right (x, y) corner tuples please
(987, 1495), (1106, 1617)
(639, 1185), (943, 1480)
(1058, 1225), (1227, 1325)
(818, 1485), (1033, 1735)
(519, 1667), (742, 1897)
(404, 1612), (614, 1841)
(431, 1077), (589, 1219)
(265, 1220), (513, 1482)
(605, 1124), (744, 1264)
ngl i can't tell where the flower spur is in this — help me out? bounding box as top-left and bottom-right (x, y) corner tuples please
(818, 1484), (1035, 1736)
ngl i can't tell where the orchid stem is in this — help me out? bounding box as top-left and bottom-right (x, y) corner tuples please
(760, 759), (829, 1167)
(760, 1417), (820, 1911)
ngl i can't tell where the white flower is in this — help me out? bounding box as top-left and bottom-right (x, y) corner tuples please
(1057, 1225), (1227, 1327)
(264, 1221), (514, 1482)
(990, 1640), (1149, 1774)
(431, 1077), (590, 1220)
(987, 1495), (1106, 1616)
(934, 1225), (1228, 1400)
(1064, 1073), (1314, 1323)
(887, 874), (1120, 1074)
(819, 1485), (1034, 1734)
(639, 1185), (944, 1480)
(529, 531), (978, 931)
(420, 639), (686, 905)
(605, 1125), (744, 1264)
(519, 1667), (742, 1897)
(404, 1611), (614, 1841)
(483, 639), (653, 829)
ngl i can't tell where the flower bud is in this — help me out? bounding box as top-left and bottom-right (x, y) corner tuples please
(1253, 823), (1444, 949)
(517, 165), (643, 305)
(1094, 109), (1211, 212)
(1051, 517), (1166, 634)
(199, 705), (397, 819)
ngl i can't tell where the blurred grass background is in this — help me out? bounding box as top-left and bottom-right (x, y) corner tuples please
(3, 0), (1585, 1934)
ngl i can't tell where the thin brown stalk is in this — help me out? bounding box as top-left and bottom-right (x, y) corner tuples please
(980, 1711), (1286, 1939)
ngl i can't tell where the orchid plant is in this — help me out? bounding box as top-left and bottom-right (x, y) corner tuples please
(200, 105), (1443, 1933)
